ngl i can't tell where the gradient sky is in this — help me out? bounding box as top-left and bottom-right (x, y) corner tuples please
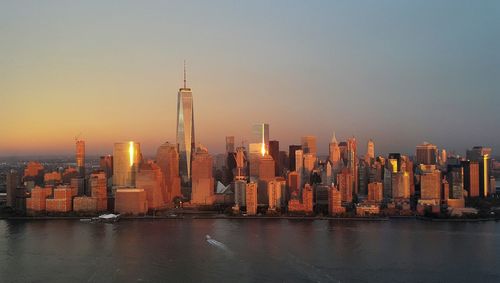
(1, 0), (499, 157)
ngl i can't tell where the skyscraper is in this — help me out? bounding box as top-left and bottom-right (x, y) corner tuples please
(99, 155), (113, 180)
(190, 145), (215, 205)
(156, 142), (182, 202)
(347, 137), (358, 194)
(278, 151), (289, 177)
(392, 172), (410, 199)
(222, 136), (236, 182)
(112, 141), (141, 188)
(249, 123), (270, 181)
(367, 182), (383, 203)
(462, 160), (480, 197)
(90, 172), (108, 211)
(367, 139), (375, 160)
(269, 140), (280, 176)
(136, 163), (166, 210)
(388, 153), (402, 173)
(234, 180), (246, 207)
(258, 154), (275, 182)
(416, 142), (438, 165)
(249, 143), (262, 180)
(6, 170), (19, 208)
(176, 63), (195, 184)
(76, 140), (85, 177)
(303, 153), (316, 183)
(289, 145), (302, 171)
(489, 177), (496, 195)
(479, 154), (491, 197)
(267, 180), (283, 211)
(339, 142), (348, 166)
(246, 182), (258, 215)
(225, 136), (235, 154)
(358, 159), (369, 195)
(466, 146), (492, 161)
(302, 184), (314, 214)
(288, 171), (300, 199)
(419, 164), (441, 201)
(301, 136), (317, 157)
(295, 149), (304, 187)
(328, 185), (345, 215)
(252, 123), (270, 154)
(234, 146), (247, 181)
(466, 146), (492, 197)
(402, 155), (415, 196)
(439, 149), (447, 166)
(337, 169), (353, 203)
(226, 151), (237, 184)
(446, 165), (464, 199)
(329, 133), (340, 165)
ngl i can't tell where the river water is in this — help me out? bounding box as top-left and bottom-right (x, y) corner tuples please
(0, 219), (499, 282)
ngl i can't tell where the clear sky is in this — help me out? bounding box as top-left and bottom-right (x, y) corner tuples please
(1, 0), (499, 157)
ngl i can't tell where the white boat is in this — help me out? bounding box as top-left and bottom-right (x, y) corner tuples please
(97, 214), (120, 223)
(80, 214), (119, 223)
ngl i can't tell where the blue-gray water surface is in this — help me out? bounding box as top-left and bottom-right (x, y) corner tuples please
(0, 219), (499, 283)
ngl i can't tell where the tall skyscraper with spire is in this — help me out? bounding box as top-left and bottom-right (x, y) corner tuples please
(176, 61), (195, 184)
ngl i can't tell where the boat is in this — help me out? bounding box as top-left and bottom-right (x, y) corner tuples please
(98, 214), (120, 223)
(80, 214), (120, 223)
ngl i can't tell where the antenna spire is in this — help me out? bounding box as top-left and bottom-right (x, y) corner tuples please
(183, 60), (187, 89)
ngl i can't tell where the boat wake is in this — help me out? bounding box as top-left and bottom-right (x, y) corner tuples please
(206, 235), (233, 255)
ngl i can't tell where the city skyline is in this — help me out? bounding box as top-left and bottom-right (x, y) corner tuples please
(1, 2), (499, 282)
(1, 0), (499, 156)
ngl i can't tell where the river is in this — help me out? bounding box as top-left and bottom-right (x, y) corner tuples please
(0, 219), (499, 282)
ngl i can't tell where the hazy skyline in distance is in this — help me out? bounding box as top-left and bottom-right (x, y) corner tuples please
(1, 0), (499, 157)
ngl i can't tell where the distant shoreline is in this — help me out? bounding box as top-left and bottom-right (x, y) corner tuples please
(1, 215), (497, 223)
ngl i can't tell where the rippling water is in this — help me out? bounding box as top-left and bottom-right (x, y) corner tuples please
(0, 219), (499, 282)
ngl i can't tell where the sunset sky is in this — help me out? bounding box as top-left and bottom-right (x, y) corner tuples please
(1, 0), (499, 157)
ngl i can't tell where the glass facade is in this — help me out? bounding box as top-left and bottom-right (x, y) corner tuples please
(252, 123), (269, 152)
(176, 88), (195, 184)
(112, 142), (141, 188)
